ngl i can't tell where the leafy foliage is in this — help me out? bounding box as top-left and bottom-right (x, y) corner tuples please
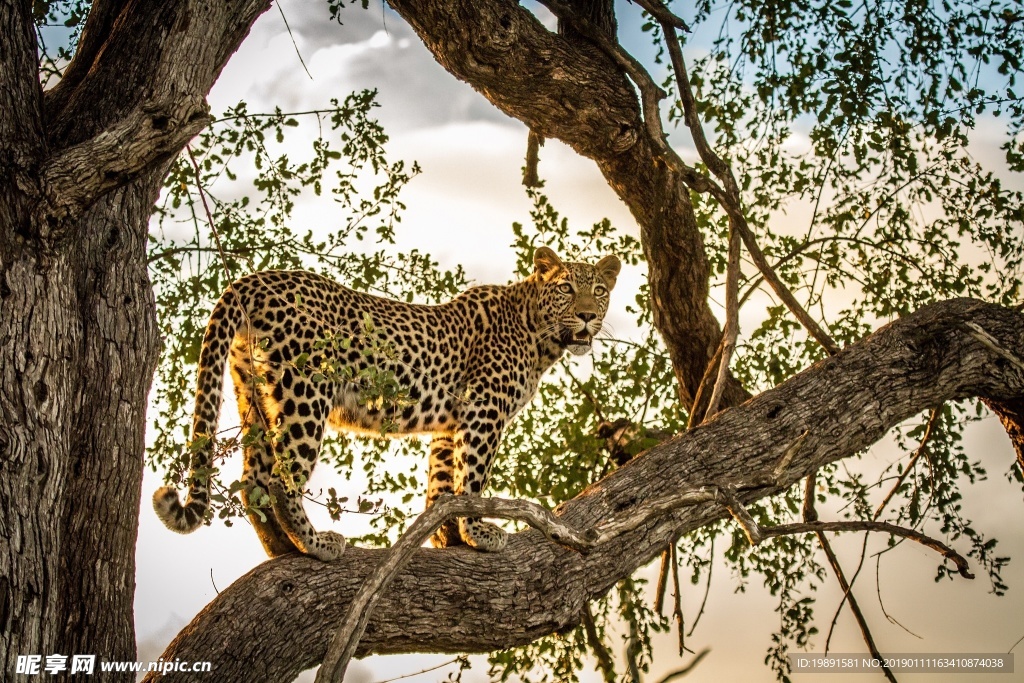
(643, 0), (1024, 677)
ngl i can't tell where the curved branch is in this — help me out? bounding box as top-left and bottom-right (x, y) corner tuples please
(761, 520), (974, 579)
(660, 20), (841, 356)
(148, 298), (1024, 683)
(388, 0), (748, 411)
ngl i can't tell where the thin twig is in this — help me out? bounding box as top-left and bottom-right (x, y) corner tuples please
(686, 535), (713, 637)
(655, 648), (711, 683)
(625, 618), (642, 683)
(874, 552), (923, 640)
(373, 657), (463, 683)
(804, 472), (898, 683)
(670, 541), (687, 656)
(874, 406), (941, 519)
(704, 221), (742, 419)
(277, 2), (312, 80)
(582, 603), (615, 681)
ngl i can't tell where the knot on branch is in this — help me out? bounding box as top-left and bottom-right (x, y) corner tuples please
(38, 95), (212, 232)
(142, 95), (212, 138)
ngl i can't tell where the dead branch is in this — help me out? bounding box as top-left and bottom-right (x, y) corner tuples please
(523, 129), (544, 188)
(704, 222), (742, 420)
(760, 521), (974, 579)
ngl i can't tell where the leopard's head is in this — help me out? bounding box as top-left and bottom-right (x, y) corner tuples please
(532, 246), (621, 356)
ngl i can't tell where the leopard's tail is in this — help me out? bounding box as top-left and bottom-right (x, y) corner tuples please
(153, 286), (246, 534)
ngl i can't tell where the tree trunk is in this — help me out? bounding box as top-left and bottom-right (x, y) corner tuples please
(0, 180), (162, 668)
(0, 1), (271, 677)
(149, 298), (1024, 682)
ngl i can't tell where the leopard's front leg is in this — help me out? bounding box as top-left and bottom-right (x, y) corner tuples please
(450, 416), (507, 552)
(425, 435), (461, 548)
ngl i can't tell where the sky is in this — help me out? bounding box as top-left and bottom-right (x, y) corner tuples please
(133, 2), (1024, 682)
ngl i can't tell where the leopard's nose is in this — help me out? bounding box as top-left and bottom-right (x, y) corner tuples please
(577, 312), (596, 323)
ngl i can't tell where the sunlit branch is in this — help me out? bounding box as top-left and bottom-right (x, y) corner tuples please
(655, 545), (671, 615)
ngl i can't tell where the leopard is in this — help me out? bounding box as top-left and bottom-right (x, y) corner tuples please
(153, 247), (620, 560)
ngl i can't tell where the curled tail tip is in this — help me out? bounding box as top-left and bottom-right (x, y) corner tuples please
(153, 486), (204, 534)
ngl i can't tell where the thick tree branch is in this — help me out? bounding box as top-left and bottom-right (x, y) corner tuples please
(2, 0), (273, 670)
(43, 0), (129, 118)
(37, 97), (211, 226)
(36, 0), (272, 235)
(0, 0), (45, 252)
(149, 298), (1024, 682)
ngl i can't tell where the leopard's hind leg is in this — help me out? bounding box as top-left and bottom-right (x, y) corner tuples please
(260, 370), (345, 561)
(230, 343), (298, 557)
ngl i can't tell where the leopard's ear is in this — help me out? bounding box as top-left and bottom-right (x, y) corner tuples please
(533, 246), (566, 280)
(596, 254), (621, 290)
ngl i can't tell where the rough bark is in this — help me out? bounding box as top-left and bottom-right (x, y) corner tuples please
(0, 0), (271, 676)
(149, 299), (1024, 682)
(389, 0), (748, 411)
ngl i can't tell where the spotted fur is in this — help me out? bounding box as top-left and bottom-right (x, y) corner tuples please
(153, 247), (620, 560)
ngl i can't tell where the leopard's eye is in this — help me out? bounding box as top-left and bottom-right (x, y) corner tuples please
(557, 282), (574, 294)
(593, 285), (607, 297)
